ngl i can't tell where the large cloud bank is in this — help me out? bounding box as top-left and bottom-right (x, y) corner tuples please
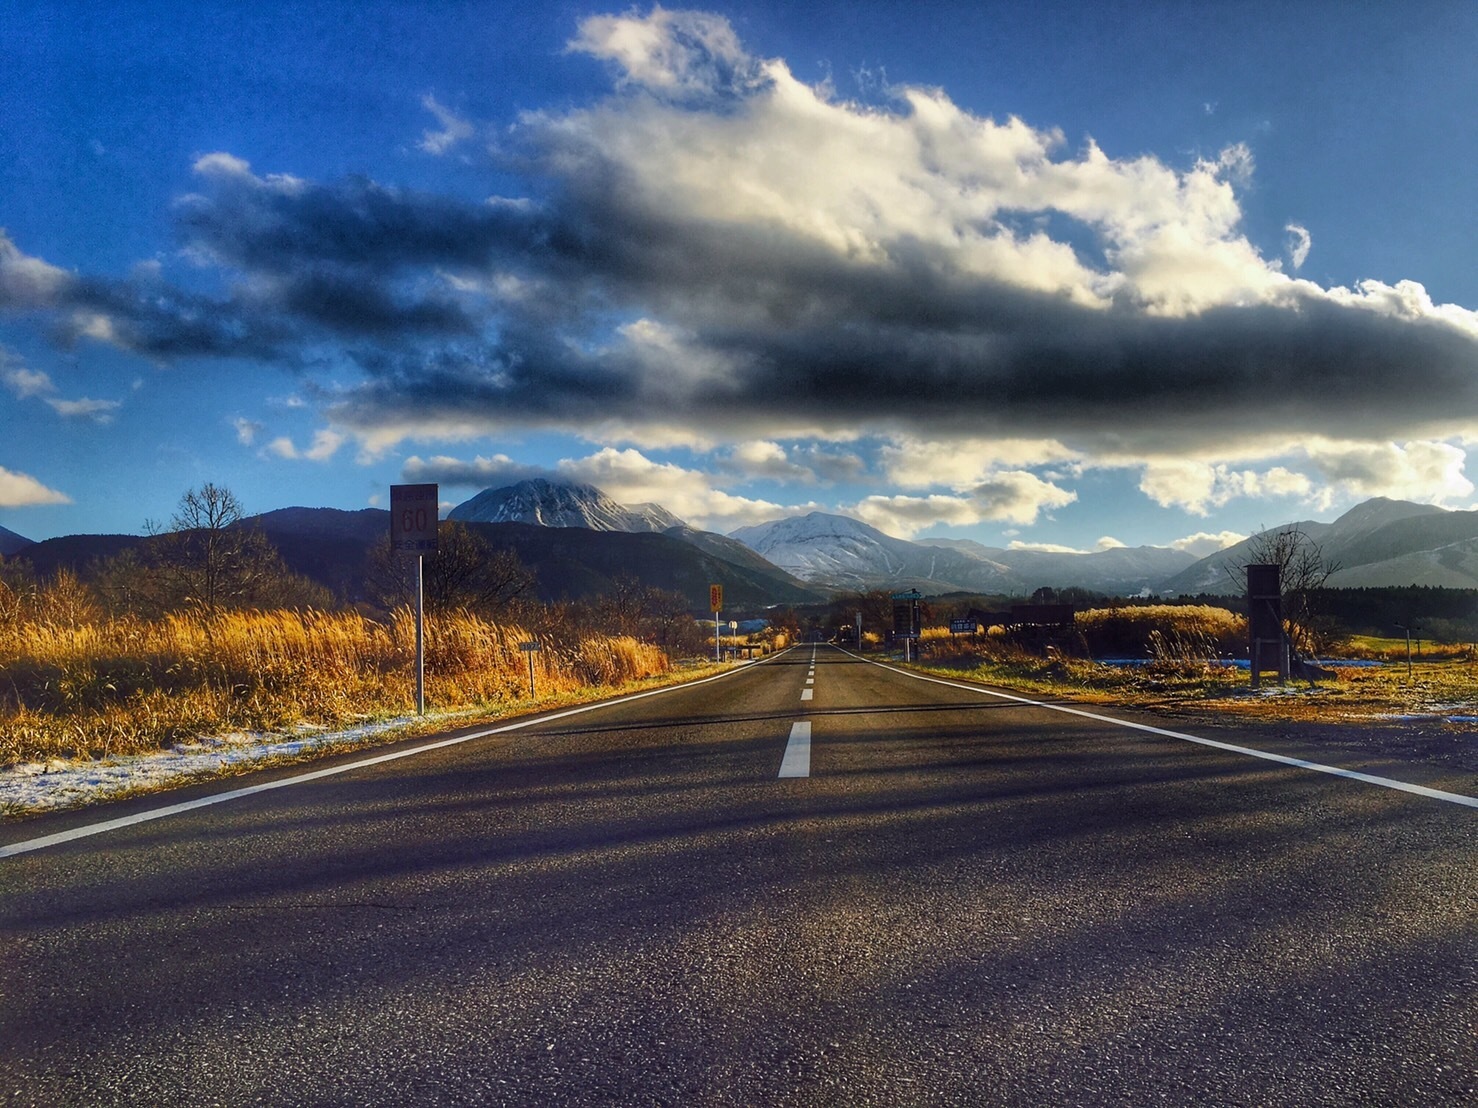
(4, 6), (1478, 528)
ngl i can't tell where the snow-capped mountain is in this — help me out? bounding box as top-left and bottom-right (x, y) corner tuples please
(1162, 497), (1471, 594)
(447, 479), (686, 533)
(729, 512), (1018, 592)
(917, 538), (1195, 595)
(731, 511), (1194, 594)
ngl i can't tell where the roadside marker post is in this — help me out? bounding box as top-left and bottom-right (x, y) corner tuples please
(710, 583), (724, 662)
(892, 589), (922, 664)
(520, 641), (540, 698)
(391, 483), (438, 715)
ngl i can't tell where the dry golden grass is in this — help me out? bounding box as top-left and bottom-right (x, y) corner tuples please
(913, 604), (1478, 727)
(0, 606), (671, 765)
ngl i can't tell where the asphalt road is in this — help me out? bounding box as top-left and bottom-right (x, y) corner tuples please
(2, 645), (1475, 1106)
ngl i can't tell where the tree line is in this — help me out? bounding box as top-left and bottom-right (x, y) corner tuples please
(0, 483), (713, 655)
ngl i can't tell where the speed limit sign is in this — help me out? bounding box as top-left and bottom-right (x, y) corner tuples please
(390, 484), (439, 556)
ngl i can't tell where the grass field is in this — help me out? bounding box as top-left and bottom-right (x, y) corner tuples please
(914, 605), (1478, 727)
(0, 605), (675, 766)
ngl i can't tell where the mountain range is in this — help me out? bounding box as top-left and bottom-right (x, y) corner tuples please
(729, 511), (1195, 595)
(1159, 497), (1478, 594)
(9, 481), (1478, 604)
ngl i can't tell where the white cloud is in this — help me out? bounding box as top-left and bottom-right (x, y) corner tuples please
(263, 429), (345, 462)
(1007, 539), (1089, 554)
(555, 13), (1315, 322)
(971, 470), (1077, 524)
(556, 446), (796, 529)
(1138, 460), (1312, 515)
(1302, 438), (1473, 506)
(794, 444), (867, 483)
(852, 494), (985, 537)
(233, 417), (264, 445)
(402, 453), (545, 487)
(1004, 536), (1125, 554)
(0, 465), (70, 507)
(192, 151), (253, 179)
(1285, 223), (1311, 270)
(418, 94), (474, 155)
(45, 396), (120, 424)
(880, 436), (1079, 490)
(1171, 530), (1247, 557)
(2, 351), (120, 424)
(1, 362), (54, 399)
(852, 469), (1074, 536)
(724, 440), (816, 483)
(0, 232), (71, 309)
(569, 7), (760, 98)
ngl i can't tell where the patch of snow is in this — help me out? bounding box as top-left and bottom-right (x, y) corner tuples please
(0, 715), (430, 817)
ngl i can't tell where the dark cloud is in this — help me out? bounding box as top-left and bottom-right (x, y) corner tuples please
(6, 15), (1478, 465)
(401, 453), (549, 487)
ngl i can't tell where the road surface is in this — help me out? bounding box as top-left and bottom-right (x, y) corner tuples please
(3, 645), (1475, 1105)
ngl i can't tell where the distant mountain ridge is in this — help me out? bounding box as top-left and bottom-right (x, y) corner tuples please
(16, 492), (1478, 602)
(1162, 497), (1478, 594)
(730, 511), (1193, 595)
(0, 523), (33, 557)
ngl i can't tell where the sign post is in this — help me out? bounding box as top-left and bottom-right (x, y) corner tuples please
(391, 483), (438, 714)
(892, 589), (923, 663)
(709, 583), (723, 662)
(520, 641), (540, 698)
(1246, 564), (1285, 690)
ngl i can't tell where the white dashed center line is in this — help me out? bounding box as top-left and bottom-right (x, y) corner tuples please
(779, 722), (812, 778)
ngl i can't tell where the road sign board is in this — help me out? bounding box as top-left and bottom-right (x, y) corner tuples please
(950, 618), (977, 634)
(519, 641), (540, 652)
(390, 483), (439, 556)
(709, 584), (723, 612)
(891, 589), (923, 601)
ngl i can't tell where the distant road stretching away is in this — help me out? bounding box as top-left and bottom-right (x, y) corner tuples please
(3, 645), (1474, 1106)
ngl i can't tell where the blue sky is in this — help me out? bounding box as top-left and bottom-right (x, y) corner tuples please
(4, 1), (1478, 556)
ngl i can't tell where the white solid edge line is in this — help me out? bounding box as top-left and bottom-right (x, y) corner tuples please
(779, 721), (812, 778)
(846, 649), (1478, 810)
(1, 648), (796, 860)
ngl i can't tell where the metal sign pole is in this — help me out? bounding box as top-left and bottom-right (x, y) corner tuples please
(715, 611), (721, 662)
(518, 641), (540, 697)
(391, 483), (438, 717)
(415, 554), (425, 715)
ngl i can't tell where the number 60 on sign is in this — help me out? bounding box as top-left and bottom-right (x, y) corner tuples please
(391, 483), (439, 556)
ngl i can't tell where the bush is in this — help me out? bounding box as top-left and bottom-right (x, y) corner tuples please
(1075, 605), (1246, 658)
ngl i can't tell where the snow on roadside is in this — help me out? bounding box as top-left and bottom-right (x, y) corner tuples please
(1, 716), (430, 817)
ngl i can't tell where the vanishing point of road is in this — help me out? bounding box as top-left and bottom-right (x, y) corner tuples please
(3, 645), (1474, 1106)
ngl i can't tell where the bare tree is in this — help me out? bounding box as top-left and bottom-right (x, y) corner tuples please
(1226, 525), (1340, 654)
(129, 483), (316, 616)
(366, 521), (535, 615)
